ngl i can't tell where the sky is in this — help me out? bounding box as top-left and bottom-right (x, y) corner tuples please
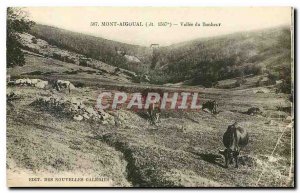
(24, 7), (292, 46)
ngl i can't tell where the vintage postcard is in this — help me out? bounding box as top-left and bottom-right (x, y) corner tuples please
(6, 7), (294, 187)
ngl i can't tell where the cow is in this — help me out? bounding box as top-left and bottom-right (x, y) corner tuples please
(202, 100), (218, 114)
(141, 88), (163, 125)
(53, 80), (75, 94)
(147, 102), (160, 125)
(220, 122), (249, 168)
(246, 107), (261, 116)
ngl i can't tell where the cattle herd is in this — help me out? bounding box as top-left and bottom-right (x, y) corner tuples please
(9, 77), (251, 169)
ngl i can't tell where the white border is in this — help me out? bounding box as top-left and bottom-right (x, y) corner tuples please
(1, 0), (299, 192)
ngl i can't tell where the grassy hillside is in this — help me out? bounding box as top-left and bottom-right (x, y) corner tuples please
(30, 24), (292, 92)
(8, 24), (294, 187)
(7, 80), (293, 187)
(30, 24), (152, 71)
(150, 26), (291, 89)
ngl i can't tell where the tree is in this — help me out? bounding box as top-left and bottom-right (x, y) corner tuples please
(7, 7), (35, 67)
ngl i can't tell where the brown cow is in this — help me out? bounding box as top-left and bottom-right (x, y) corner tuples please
(141, 88), (163, 125)
(202, 100), (218, 114)
(220, 122), (249, 168)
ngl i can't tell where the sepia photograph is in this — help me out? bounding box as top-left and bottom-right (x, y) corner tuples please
(6, 7), (294, 187)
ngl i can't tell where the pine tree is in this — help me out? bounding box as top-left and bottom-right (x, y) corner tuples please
(7, 8), (35, 67)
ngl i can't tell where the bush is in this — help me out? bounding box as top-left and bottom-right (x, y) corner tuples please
(31, 37), (38, 44)
(73, 82), (85, 88)
(267, 65), (291, 94)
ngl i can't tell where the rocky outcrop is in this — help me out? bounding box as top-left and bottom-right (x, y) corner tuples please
(14, 78), (48, 89)
(33, 96), (115, 125)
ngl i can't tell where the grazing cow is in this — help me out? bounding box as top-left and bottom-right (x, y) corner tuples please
(246, 107), (261, 116)
(54, 80), (75, 93)
(147, 102), (160, 125)
(141, 88), (162, 125)
(202, 100), (218, 114)
(221, 122), (249, 168)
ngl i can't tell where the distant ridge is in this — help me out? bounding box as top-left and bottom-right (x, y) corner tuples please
(30, 24), (152, 70)
(30, 24), (291, 92)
